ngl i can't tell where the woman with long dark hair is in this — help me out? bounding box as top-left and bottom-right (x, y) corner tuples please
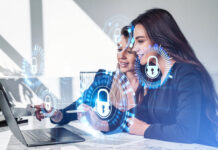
(127, 8), (218, 146)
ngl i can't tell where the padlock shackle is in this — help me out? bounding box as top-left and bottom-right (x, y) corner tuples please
(147, 56), (159, 66)
(95, 88), (111, 118)
(97, 89), (109, 102)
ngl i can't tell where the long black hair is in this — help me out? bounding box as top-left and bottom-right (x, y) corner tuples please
(131, 8), (218, 125)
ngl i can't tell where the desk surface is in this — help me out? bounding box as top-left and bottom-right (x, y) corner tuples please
(0, 117), (217, 150)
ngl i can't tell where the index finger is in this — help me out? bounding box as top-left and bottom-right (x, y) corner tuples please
(33, 104), (44, 109)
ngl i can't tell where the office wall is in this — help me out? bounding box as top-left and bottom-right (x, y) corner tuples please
(0, 0), (117, 76)
(0, 0), (117, 101)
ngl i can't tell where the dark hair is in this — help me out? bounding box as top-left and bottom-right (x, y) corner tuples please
(121, 26), (130, 38)
(131, 8), (218, 125)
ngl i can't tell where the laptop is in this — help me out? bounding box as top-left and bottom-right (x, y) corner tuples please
(0, 82), (85, 147)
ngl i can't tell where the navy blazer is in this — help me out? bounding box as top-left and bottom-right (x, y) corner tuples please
(135, 62), (217, 147)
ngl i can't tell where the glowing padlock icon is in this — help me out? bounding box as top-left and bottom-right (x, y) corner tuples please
(95, 89), (111, 119)
(44, 95), (52, 112)
(145, 56), (160, 79)
(113, 28), (121, 44)
(31, 57), (38, 75)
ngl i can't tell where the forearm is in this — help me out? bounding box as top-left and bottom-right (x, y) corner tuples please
(50, 107), (78, 126)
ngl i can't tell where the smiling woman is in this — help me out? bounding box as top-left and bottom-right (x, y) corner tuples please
(117, 26), (136, 79)
(33, 26), (144, 134)
(129, 8), (218, 147)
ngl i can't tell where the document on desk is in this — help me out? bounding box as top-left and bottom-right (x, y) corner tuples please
(68, 121), (145, 148)
(66, 121), (218, 150)
(85, 133), (145, 148)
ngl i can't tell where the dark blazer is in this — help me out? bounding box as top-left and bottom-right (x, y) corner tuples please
(135, 62), (217, 147)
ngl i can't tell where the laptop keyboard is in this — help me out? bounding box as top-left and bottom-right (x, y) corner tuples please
(23, 129), (56, 142)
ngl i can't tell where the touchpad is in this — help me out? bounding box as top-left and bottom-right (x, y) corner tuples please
(48, 127), (85, 142)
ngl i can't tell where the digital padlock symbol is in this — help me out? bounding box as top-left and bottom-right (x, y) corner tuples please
(146, 56), (160, 79)
(113, 28), (121, 44)
(31, 56), (38, 75)
(95, 89), (111, 119)
(44, 95), (52, 112)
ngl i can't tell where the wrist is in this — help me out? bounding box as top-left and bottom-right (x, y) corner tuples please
(50, 110), (63, 123)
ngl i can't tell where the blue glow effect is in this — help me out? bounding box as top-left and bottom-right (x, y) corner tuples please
(131, 25), (134, 31)
(135, 44), (172, 89)
(79, 70), (136, 133)
(78, 71), (114, 114)
(128, 28), (132, 33)
(23, 77), (32, 87)
(22, 44), (44, 76)
(103, 15), (130, 44)
(116, 25), (135, 52)
(34, 86), (58, 117)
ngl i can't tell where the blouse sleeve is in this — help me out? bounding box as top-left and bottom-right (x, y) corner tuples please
(50, 69), (114, 125)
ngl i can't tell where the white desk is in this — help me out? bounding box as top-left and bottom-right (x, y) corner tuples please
(0, 117), (217, 150)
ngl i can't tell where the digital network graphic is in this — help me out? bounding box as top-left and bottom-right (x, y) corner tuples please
(78, 70), (136, 133)
(117, 25), (135, 53)
(94, 88), (112, 119)
(103, 15), (130, 44)
(22, 77), (59, 118)
(22, 44), (44, 76)
(135, 44), (172, 89)
(145, 55), (160, 79)
(22, 44), (58, 118)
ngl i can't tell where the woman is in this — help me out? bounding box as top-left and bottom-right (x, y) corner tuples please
(126, 8), (218, 147)
(34, 26), (142, 132)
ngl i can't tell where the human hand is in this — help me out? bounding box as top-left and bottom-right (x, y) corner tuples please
(127, 117), (150, 136)
(33, 104), (59, 121)
(77, 104), (109, 132)
(50, 110), (63, 123)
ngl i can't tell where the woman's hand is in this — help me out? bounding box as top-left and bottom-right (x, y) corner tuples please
(34, 104), (46, 121)
(127, 117), (150, 136)
(77, 104), (109, 132)
(33, 104), (61, 122)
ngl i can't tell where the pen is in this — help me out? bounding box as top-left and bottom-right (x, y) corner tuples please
(66, 110), (88, 113)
